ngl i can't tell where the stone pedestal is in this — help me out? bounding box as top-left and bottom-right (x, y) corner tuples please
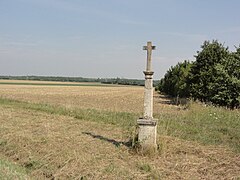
(137, 118), (157, 152)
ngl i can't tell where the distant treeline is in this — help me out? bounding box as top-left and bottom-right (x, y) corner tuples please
(0, 75), (160, 87)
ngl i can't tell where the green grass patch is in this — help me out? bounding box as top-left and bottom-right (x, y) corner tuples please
(137, 163), (152, 172)
(0, 97), (240, 153)
(0, 157), (29, 180)
(157, 102), (240, 153)
(0, 98), (138, 129)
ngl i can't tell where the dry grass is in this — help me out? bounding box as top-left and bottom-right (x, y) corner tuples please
(0, 154), (29, 179)
(0, 105), (239, 179)
(0, 79), (94, 84)
(0, 80), (239, 179)
(0, 80), (178, 114)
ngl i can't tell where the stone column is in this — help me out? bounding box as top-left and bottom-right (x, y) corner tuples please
(143, 71), (154, 119)
(137, 42), (158, 153)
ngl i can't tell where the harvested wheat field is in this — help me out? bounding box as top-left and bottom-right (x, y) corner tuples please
(0, 80), (176, 114)
(0, 80), (240, 179)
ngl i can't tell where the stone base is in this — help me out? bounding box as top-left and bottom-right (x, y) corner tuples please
(137, 118), (157, 153)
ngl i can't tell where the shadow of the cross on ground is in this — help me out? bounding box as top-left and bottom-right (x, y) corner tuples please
(82, 132), (132, 148)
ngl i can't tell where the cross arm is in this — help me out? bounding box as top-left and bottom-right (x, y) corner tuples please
(143, 46), (156, 50)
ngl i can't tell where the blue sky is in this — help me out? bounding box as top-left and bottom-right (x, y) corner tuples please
(0, 0), (240, 79)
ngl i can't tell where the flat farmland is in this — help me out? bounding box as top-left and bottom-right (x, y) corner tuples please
(0, 80), (175, 114)
(0, 80), (239, 179)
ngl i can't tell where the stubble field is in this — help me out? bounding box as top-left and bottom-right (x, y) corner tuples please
(0, 80), (239, 179)
(0, 80), (175, 114)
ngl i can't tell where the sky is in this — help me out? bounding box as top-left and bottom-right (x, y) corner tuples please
(0, 0), (240, 79)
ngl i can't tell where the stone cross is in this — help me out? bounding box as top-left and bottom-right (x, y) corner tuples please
(143, 41), (156, 72)
(143, 42), (155, 119)
(137, 41), (158, 153)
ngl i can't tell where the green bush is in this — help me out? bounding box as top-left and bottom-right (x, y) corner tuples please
(189, 40), (240, 108)
(159, 40), (240, 108)
(158, 60), (192, 98)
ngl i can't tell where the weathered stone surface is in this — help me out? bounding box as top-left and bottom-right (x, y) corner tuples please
(137, 118), (157, 152)
(137, 41), (158, 152)
(143, 72), (154, 119)
(143, 42), (156, 72)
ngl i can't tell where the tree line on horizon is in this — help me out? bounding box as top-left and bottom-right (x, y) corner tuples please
(0, 75), (159, 87)
(158, 40), (240, 109)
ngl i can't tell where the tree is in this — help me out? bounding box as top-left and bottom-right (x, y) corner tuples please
(188, 40), (229, 101)
(188, 40), (240, 108)
(158, 60), (192, 97)
(159, 40), (240, 109)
